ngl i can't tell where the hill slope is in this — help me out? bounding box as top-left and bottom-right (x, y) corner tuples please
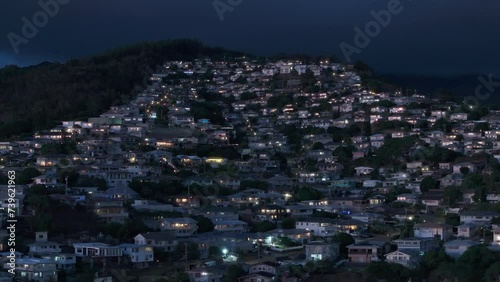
(0, 39), (245, 139)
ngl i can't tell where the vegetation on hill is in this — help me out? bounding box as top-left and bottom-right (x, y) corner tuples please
(0, 39), (246, 139)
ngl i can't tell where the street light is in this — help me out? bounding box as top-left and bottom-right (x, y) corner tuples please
(222, 248), (228, 258)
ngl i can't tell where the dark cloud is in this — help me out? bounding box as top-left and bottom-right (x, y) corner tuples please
(1, 0), (500, 75)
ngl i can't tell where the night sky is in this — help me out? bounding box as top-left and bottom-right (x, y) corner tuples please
(1, 0), (499, 75)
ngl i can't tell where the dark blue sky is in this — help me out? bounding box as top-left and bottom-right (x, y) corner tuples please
(1, 0), (500, 75)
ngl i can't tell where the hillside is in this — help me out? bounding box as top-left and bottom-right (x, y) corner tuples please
(0, 39), (246, 139)
(383, 73), (500, 105)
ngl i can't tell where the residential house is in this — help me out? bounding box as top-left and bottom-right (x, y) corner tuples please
(41, 254), (76, 272)
(460, 211), (500, 226)
(28, 232), (61, 256)
(249, 261), (280, 276)
(444, 239), (481, 259)
(264, 229), (312, 245)
(159, 218), (198, 237)
(73, 243), (123, 259)
(354, 166), (374, 176)
(12, 258), (58, 282)
(134, 231), (178, 252)
(457, 223), (480, 238)
(213, 220), (248, 233)
(238, 272), (274, 282)
(346, 241), (390, 263)
(414, 223), (453, 240)
(396, 194), (419, 205)
(305, 241), (339, 261)
(393, 237), (438, 253)
(295, 218), (337, 237)
(187, 267), (224, 282)
(117, 244), (154, 267)
(90, 198), (129, 223)
(385, 249), (421, 268)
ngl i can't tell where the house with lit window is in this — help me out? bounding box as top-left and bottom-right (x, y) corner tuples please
(117, 244), (154, 267)
(134, 231), (178, 252)
(89, 198), (129, 223)
(295, 218), (337, 237)
(305, 241), (339, 261)
(13, 258), (58, 282)
(159, 218), (198, 237)
(186, 267), (224, 282)
(41, 254), (76, 272)
(255, 205), (287, 222)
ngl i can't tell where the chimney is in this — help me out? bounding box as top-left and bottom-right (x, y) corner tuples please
(35, 231), (48, 243)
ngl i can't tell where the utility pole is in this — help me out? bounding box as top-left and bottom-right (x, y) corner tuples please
(185, 242), (188, 271)
(65, 177), (68, 196)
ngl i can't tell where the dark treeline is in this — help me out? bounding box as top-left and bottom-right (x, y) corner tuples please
(0, 39), (246, 139)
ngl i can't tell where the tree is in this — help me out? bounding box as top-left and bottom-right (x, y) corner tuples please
(311, 142), (324, 150)
(332, 233), (354, 257)
(484, 261), (500, 282)
(17, 168), (41, 185)
(222, 264), (246, 282)
(421, 249), (453, 272)
(250, 221), (277, 233)
(175, 242), (199, 260)
(281, 218), (296, 229)
(420, 176), (438, 193)
(458, 245), (495, 278)
(191, 215), (214, 233)
(295, 187), (322, 202)
(460, 166), (470, 175)
(445, 213), (460, 226)
(365, 261), (411, 282)
(443, 186), (463, 206)
(430, 262), (473, 282)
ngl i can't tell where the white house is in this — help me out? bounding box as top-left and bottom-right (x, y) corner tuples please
(354, 166), (374, 176)
(118, 244), (154, 267)
(460, 211), (500, 226)
(414, 223), (453, 240)
(295, 218), (337, 237)
(134, 231), (178, 252)
(73, 243), (123, 258)
(385, 249), (421, 268)
(443, 239), (480, 259)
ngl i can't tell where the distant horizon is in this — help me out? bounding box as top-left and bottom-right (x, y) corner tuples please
(1, 45), (499, 78)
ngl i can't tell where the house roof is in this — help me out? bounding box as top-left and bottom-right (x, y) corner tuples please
(136, 231), (176, 241)
(444, 239), (481, 247)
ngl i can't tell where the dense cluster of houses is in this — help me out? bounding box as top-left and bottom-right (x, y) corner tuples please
(2, 56), (500, 281)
